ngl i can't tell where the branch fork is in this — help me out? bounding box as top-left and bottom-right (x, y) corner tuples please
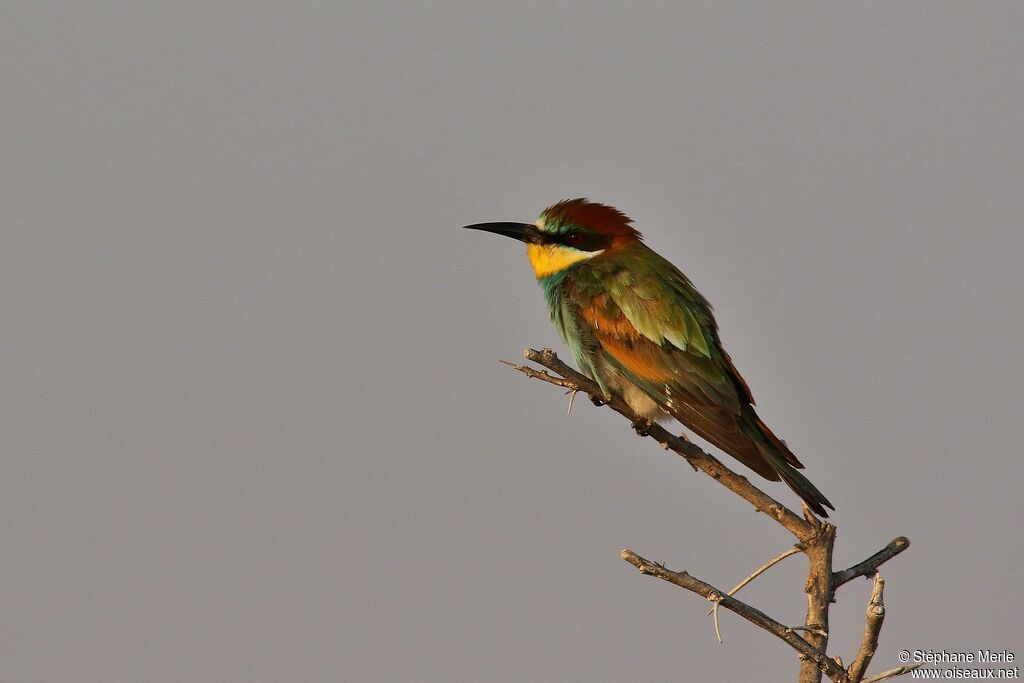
(504, 348), (912, 683)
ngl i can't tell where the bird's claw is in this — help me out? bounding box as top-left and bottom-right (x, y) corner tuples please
(632, 418), (654, 436)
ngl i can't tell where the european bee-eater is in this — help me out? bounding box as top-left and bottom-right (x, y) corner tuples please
(465, 198), (833, 516)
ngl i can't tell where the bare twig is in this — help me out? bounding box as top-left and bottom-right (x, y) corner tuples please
(847, 574), (886, 682)
(862, 664), (922, 683)
(709, 546), (803, 615)
(834, 538), (911, 589)
(499, 358), (578, 391)
(621, 549), (847, 681)
(710, 592), (723, 643)
(707, 545), (802, 642)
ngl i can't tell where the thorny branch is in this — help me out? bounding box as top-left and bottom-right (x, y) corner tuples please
(503, 349), (813, 541)
(504, 348), (913, 683)
(621, 549), (847, 682)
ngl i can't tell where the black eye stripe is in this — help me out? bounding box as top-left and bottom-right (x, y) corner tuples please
(566, 231), (610, 252)
(541, 230), (610, 252)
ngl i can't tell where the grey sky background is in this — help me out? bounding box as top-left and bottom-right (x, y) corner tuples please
(3, 2), (1023, 681)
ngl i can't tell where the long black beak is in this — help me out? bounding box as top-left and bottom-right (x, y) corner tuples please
(462, 222), (542, 244)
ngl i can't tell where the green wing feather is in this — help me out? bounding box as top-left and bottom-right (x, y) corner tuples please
(563, 242), (834, 516)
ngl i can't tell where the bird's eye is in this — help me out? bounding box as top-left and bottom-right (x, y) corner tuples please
(566, 231), (581, 243)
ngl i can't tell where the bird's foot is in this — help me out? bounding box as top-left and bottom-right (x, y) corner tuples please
(631, 418), (654, 437)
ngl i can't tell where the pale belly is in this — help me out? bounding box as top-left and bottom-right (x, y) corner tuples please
(603, 368), (671, 423)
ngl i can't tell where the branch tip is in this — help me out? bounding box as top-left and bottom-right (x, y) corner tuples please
(862, 664), (922, 683)
(835, 538), (911, 588)
(848, 573), (888, 682)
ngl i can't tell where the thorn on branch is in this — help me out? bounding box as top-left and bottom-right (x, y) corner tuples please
(566, 389), (577, 416)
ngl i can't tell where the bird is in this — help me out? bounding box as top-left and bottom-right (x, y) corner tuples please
(464, 198), (833, 517)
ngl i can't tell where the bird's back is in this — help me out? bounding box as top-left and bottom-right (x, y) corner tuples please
(551, 242), (832, 515)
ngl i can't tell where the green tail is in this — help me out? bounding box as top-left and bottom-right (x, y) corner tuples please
(759, 444), (834, 517)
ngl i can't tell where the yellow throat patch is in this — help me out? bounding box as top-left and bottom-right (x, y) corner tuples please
(526, 243), (601, 278)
